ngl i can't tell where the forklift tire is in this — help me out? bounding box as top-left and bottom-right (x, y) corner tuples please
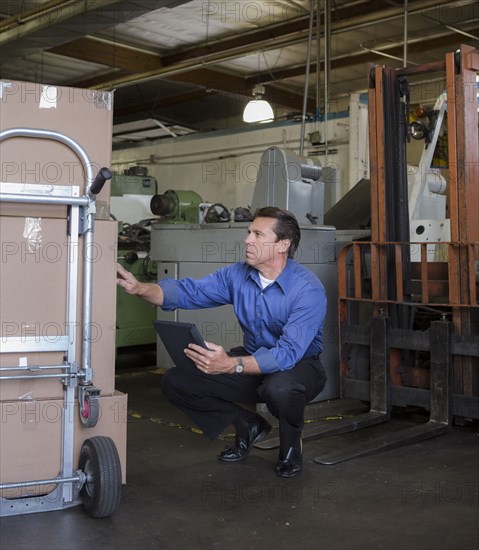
(79, 436), (122, 518)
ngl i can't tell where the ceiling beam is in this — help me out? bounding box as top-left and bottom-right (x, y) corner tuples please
(0, 0), (127, 45)
(49, 37), (163, 72)
(70, 70), (131, 89)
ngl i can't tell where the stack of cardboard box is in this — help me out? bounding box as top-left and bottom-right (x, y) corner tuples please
(0, 80), (127, 497)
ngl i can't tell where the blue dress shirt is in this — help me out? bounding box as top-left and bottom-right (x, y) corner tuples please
(159, 259), (327, 374)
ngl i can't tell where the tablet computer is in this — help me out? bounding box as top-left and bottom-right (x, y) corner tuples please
(153, 320), (208, 369)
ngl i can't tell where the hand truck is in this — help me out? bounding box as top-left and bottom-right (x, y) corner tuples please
(0, 127), (121, 518)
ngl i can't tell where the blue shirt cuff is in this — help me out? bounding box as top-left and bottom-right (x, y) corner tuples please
(253, 347), (279, 374)
(158, 279), (179, 310)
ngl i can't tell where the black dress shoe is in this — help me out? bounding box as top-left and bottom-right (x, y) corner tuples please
(274, 447), (303, 478)
(218, 415), (272, 462)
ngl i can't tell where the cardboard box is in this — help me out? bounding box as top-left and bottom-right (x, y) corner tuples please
(0, 391), (127, 498)
(0, 217), (118, 400)
(0, 79), (113, 219)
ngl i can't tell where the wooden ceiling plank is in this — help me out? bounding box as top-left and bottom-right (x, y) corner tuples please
(49, 37), (162, 72)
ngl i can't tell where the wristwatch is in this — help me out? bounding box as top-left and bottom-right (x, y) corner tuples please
(234, 356), (244, 374)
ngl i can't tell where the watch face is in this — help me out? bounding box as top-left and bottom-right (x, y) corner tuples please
(235, 364), (244, 373)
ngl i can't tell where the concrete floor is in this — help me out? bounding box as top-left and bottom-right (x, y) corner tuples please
(1, 348), (478, 550)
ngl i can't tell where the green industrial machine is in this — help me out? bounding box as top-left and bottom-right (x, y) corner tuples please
(150, 189), (204, 223)
(116, 249), (158, 348)
(112, 168), (160, 349)
(111, 167), (157, 197)
(111, 167), (205, 348)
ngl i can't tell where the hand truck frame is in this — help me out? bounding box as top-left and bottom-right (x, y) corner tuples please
(0, 127), (121, 518)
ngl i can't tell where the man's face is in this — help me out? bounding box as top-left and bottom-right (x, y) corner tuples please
(243, 216), (289, 268)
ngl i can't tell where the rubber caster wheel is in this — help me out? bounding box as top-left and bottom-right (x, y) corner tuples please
(79, 436), (122, 518)
(79, 389), (100, 428)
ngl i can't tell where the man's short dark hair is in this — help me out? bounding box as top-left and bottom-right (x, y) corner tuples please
(254, 206), (301, 259)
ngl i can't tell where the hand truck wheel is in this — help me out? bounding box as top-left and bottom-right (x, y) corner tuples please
(79, 436), (122, 518)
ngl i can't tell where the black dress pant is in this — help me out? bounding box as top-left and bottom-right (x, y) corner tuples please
(160, 354), (327, 457)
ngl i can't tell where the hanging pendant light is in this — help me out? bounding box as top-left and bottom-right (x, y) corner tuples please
(243, 84), (274, 123)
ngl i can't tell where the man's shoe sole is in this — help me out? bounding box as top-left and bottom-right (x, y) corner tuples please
(274, 464), (303, 478)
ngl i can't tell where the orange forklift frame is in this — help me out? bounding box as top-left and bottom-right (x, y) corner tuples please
(312, 45), (478, 465)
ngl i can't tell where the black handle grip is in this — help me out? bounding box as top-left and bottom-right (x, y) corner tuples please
(90, 167), (112, 195)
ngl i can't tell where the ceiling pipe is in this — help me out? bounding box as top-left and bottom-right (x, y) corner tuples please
(403, 0), (408, 67)
(360, 45), (419, 65)
(316, 0), (321, 126)
(151, 119), (178, 138)
(324, 0), (331, 165)
(300, 0), (315, 156)
(421, 14), (479, 41)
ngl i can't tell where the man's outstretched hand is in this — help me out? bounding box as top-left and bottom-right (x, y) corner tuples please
(116, 262), (141, 295)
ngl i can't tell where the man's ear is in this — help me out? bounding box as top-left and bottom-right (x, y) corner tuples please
(280, 239), (291, 254)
